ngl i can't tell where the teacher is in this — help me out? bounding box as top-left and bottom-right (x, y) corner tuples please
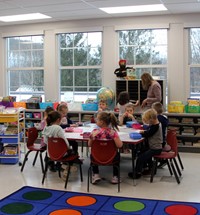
(141, 73), (162, 109)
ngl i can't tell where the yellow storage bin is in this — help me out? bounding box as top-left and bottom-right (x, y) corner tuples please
(168, 104), (185, 113)
(170, 101), (183, 105)
(0, 114), (18, 122)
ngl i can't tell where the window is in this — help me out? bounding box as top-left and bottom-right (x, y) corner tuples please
(6, 36), (44, 101)
(189, 28), (200, 98)
(58, 32), (102, 102)
(118, 29), (167, 80)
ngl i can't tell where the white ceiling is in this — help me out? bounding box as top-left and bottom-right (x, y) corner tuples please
(0, 0), (200, 26)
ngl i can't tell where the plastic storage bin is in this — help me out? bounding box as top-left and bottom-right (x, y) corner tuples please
(0, 156), (19, 164)
(13, 102), (26, 108)
(185, 105), (200, 113)
(82, 103), (98, 111)
(26, 103), (40, 109)
(1, 133), (22, 143)
(39, 102), (53, 109)
(25, 122), (34, 128)
(126, 121), (138, 128)
(25, 113), (33, 118)
(0, 114), (18, 122)
(168, 104), (185, 113)
(33, 113), (41, 119)
(129, 132), (142, 139)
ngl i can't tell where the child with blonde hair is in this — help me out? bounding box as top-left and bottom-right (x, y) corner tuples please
(128, 108), (162, 179)
(88, 111), (123, 184)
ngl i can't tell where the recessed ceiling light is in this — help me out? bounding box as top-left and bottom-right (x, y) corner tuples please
(100, 4), (167, 14)
(0, 13), (51, 22)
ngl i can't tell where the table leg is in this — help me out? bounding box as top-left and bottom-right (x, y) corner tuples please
(131, 144), (137, 186)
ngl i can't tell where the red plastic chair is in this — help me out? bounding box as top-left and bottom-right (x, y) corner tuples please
(167, 129), (184, 171)
(21, 127), (46, 173)
(42, 137), (83, 189)
(150, 130), (181, 184)
(87, 139), (120, 192)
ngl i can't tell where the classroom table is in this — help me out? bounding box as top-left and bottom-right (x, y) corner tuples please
(64, 124), (144, 186)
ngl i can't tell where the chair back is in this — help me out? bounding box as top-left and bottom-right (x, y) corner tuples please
(91, 139), (117, 165)
(48, 137), (68, 160)
(166, 129), (178, 156)
(27, 127), (38, 148)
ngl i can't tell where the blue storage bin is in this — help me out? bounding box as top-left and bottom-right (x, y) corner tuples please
(1, 133), (22, 143)
(25, 112), (33, 118)
(0, 156), (19, 164)
(129, 132), (142, 139)
(82, 103), (98, 111)
(26, 122), (34, 128)
(39, 102), (53, 109)
(126, 121), (138, 128)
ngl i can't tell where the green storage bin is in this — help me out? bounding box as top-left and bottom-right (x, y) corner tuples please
(185, 105), (200, 113)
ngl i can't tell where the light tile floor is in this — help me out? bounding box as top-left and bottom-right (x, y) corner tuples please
(0, 150), (200, 203)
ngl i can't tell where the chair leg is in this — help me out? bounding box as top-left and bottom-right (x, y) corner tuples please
(170, 159), (180, 184)
(166, 160), (173, 175)
(64, 165), (71, 189)
(79, 163), (83, 182)
(32, 151), (39, 166)
(87, 166), (92, 192)
(42, 155), (49, 184)
(150, 160), (157, 183)
(173, 158), (182, 177)
(20, 150), (32, 172)
(39, 152), (44, 173)
(177, 153), (184, 170)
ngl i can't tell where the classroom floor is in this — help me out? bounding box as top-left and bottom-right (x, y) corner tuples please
(0, 150), (200, 203)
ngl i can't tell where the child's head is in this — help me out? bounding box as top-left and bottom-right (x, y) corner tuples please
(125, 103), (135, 115)
(96, 111), (119, 130)
(152, 102), (163, 114)
(46, 111), (61, 126)
(117, 91), (129, 105)
(142, 108), (158, 125)
(57, 103), (68, 118)
(44, 106), (54, 118)
(98, 100), (108, 110)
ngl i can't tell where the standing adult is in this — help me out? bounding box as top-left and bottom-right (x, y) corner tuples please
(141, 73), (162, 109)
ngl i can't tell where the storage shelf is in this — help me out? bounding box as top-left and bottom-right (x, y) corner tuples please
(0, 110), (25, 164)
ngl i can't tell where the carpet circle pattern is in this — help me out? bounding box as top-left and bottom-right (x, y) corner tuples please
(67, 196), (96, 206)
(22, 190), (52, 200)
(1, 202), (33, 214)
(165, 204), (198, 215)
(114, 200), (145, 212)
(49, 209), (81, 215)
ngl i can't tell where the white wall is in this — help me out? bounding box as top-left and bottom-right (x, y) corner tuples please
(0, 13), (200, 103)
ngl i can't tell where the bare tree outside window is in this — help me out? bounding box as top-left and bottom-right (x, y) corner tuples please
(119, 29), (167, 80)
(58, 32), (102, 102)
(7, 36), (44, 101)
(189, 28), (200, 98)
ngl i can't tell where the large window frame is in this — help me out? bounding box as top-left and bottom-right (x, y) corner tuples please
(57, 32), (102, 102)
(188, 28), (200, 98)
(6, 35), (44, 101)
(118, 29), (168, 80)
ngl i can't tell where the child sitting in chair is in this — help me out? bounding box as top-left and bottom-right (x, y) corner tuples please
(128, 109), (162, 179)
(88, 111), (123, 184)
